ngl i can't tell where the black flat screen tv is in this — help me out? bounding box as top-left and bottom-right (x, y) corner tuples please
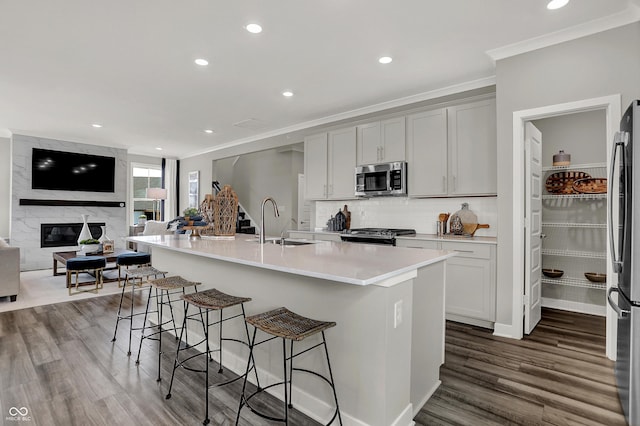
(32, 148), (116, 192)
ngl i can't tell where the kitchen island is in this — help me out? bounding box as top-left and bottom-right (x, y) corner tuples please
(128, 234), (454, 426)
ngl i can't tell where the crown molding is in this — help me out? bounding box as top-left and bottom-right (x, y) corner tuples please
(180, 75), (497, 159)
(487, 4), (640, 62)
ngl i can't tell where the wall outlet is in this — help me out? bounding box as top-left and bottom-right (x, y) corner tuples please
(394, 300), (403, 328)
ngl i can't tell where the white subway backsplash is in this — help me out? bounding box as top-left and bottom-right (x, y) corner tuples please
(313, 197), (498, 237)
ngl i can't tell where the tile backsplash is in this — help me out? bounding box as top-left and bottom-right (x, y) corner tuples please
(313, 196), (498, 237)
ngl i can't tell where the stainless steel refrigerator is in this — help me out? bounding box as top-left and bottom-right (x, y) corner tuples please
(608, 99), (640, 426)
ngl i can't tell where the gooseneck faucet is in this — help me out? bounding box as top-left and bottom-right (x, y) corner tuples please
(260, 197), (280, 244)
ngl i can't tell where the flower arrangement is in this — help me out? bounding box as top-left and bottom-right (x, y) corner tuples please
(183, 207), (199, 217)
(79, 238), (100, 245)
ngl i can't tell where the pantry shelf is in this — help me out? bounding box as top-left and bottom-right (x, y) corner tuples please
(542, 193), (607, 200)
(541, 249), (606, 259)
(541, 276), (606, 290)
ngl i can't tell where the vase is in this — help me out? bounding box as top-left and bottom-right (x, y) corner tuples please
(77, 214), (93, 245)
(98, 225), (110, 244)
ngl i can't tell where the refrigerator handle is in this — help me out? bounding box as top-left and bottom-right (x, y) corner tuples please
(607, 287), (630, 319)
(609, 132), (627, 274)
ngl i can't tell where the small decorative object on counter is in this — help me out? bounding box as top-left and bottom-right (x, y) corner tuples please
(449, 215), (464, 235)
(342, 205), (351, 230)
(552, 149), (571, 166)
(213, 185), (238, 236)
(437, 212), (450, 235)
(327, 215), (336, 232)
(449, 203), (490, 236)
(335, 209), (346, 232)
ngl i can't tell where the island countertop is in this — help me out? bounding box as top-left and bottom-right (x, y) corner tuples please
(128, 234), (454, 286)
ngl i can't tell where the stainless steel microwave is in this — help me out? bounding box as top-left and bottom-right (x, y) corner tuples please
(355, 162), (407, 197)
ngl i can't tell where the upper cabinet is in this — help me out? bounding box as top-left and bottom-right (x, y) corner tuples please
(304, 127), (357, 200)
(356, 117), (405, 165)
(407, 98), (496, 197)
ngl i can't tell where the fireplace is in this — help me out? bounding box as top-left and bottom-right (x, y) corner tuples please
(41, 222), (105, 248)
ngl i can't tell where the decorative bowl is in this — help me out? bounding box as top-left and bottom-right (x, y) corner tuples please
(584, 272), (606, 283)
(542, 268), (564, 278)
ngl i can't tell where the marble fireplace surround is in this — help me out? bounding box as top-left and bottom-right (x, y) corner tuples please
(11, 134), (128, 271)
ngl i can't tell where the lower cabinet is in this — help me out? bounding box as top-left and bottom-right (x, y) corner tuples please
(397, 238), (496, 328)
(288, 231), (342, 242)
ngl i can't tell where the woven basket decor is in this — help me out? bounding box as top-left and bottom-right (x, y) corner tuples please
(545, 171), (591, 194)
(213, 185), (238, 236)
(572, 178), (607, 194)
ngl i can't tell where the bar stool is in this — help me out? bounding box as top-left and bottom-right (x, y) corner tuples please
(165, 288), (258, 426)
(110, 265), (166, 356)
(66, 256), (106, 296)
(135, 275), (202, 382)
(116, 252), (151, 287)
(236, 307), (342, 426)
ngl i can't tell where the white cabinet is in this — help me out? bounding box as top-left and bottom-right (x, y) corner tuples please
(304, 128), (357, 200)
(396, 238), (496, 327)
(406, 98), (496, 197)
(288, 231), (342, 242)
(356, 117), (405, 165)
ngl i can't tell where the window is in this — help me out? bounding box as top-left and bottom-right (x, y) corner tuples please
(132, 164), (162, 224)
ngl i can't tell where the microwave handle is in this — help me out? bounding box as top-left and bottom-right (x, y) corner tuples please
(608, 132), (627, 274)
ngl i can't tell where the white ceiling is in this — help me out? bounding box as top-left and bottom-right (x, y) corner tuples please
(0, 0), (638, 159)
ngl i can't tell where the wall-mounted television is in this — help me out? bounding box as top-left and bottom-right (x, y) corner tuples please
(32, 148), (116, 192)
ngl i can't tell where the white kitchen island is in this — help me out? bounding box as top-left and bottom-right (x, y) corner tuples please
(128, 234), (454, 426)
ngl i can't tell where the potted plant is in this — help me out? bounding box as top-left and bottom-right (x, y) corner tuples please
(183, 207), (198, 219)
(79, 238), (101, 254)
(138, 214), (147, 225)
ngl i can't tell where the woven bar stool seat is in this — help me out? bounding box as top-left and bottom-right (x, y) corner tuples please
(134, 276), (201, 382)
(166, 288), (257, 426)
(66, 256), (106, 296)
(110, 264), (166, 356)
(236, 307), (342, 425)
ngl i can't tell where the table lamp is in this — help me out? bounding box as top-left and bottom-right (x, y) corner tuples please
(146, 187), (167, 221)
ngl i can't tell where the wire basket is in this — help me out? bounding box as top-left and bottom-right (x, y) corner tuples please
(213, 185), (238, 236)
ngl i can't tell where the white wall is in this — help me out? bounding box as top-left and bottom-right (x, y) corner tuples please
(11, 134), (128, 270)
(0, 137), (10, 238)
(495, 22), (640, 332)
(178, 153), (214, 216)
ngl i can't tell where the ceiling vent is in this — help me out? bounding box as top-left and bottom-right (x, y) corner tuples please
(232, 118), (268, 131)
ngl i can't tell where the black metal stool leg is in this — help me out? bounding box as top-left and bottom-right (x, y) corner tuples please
(135, 287), (154, 365)
(166, 302), (189, 400)
(241, 305), (261, 390)
(218, 308), (224, 374)
(235, 326), (257, 426)
(157, 288), (163, 382)
(282, 337), (289, 425)
(288, 340), (294, 409)
(111, 279), (127, 342)
(203, 308), (210, 425)
(127, 278), (136, 356)
(322, 331), (343, 426)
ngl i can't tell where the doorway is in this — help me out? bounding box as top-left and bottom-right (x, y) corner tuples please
(512, 94), (621, 359)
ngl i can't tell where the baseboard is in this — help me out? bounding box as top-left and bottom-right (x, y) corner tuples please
(493, 322), (519, 339)
(541, 297), (606, 316)
(392, 403), (415, 426)
(412, 380), (441, 418)
(446, 313), (494, 330)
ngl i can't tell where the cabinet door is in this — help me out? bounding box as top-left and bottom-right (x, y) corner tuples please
(445, 256), (495, 321)
(304, 133), (328, 200)
(406, 109), (448, 197)
(395, 239), (440, 250)
(328, 127), (357, 199)
(380, 117), (406, 162)
(447, 99), (497, 196)
(356, 122), (381, 165)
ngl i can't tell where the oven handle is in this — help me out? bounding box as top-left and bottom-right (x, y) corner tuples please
(607, 287), (630, 319)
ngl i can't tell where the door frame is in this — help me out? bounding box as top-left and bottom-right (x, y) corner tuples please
(511, 94), (621, 359)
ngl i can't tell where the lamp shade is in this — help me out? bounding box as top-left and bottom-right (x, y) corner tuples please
(146, 187), (167, 200)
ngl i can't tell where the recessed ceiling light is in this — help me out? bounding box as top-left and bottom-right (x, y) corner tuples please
(282, 91), (294, 97)
(245, 23), (263, 34)
(91, 123), (102, 128)
(547, 0), (569, 10)
(194, 58), (209, 66)
(155, 147), (163, 151)
(378, 56), (393, 64)
(204, 129), (214, 134)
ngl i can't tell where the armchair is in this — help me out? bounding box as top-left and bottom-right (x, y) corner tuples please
(0, 245), (20, 302)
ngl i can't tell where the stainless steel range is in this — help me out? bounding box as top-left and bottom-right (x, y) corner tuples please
(340, 228), (416, 246)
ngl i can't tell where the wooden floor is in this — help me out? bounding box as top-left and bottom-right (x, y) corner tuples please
(0, 293), (625, 426)
(416, 308), (626, 426)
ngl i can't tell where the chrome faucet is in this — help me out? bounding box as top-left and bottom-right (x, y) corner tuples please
(260, 197), (280, 244)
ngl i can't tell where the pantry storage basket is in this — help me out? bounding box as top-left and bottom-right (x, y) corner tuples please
(213, 185), (239, 236)
(572, 178), (607, 194)
(545, 171), (591, 194)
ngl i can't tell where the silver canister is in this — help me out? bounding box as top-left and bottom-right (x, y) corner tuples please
(436, 221), (445, 236)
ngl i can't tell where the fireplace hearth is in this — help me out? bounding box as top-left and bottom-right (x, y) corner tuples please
(41, 222), (105, 248)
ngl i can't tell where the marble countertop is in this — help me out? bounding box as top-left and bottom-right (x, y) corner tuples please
(129, 234), (455, 286)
